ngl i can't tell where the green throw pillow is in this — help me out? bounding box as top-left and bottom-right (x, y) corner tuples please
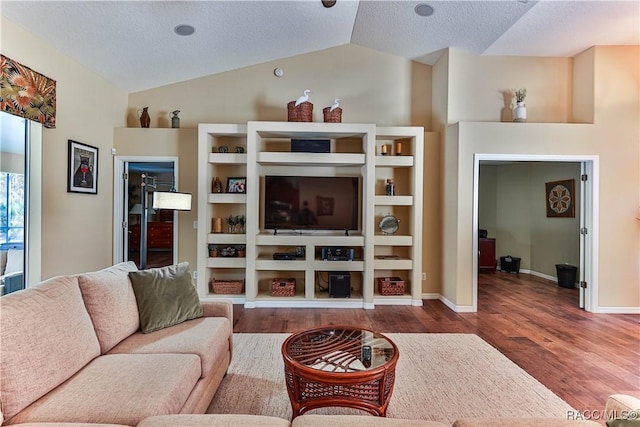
(129, 262), (203, 333)
(607, 418), (640, 427)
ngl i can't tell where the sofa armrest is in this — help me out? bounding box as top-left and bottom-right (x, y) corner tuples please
(605, 394), (640, 419)
(201, 299), (234, 358)
(201, 299), (233, 324)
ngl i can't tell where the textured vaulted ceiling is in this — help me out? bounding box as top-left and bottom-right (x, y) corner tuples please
(1, 0), (638, 93)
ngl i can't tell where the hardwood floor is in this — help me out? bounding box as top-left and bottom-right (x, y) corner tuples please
(232, 272), (640, 420)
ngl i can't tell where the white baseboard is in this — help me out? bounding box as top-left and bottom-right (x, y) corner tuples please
(438, 294), (475, 312)
(591, 306), (640, 314)
(525, 269), (558, 283)
(421, 293), (440, 300)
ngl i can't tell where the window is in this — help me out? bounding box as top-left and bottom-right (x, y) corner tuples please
(0, 172), (25, 244)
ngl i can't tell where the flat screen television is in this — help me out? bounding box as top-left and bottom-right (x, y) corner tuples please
(264, 176), (359, 232)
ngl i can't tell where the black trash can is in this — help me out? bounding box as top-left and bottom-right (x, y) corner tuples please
(555, 264), (578, 288)
(500, 256), (521, 273)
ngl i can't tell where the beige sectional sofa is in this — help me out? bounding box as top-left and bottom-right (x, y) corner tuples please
(1, 261), (637, 427)
(0, 261), (233, 426)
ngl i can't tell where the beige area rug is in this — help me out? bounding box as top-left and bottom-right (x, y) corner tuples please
(208, 333), (574, 424)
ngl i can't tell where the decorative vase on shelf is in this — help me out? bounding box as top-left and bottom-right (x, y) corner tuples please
(513, 102), (526, 123)
(138, 107), (150, 128)
(170, 110), (180, 128)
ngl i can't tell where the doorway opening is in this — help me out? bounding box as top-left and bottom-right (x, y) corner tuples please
(113, 157), (179, 269)
(472, 154), (599, 313)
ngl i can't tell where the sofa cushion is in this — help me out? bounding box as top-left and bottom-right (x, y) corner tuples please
(292, 415), (448, 426)
(138, 414), (291, 427)
(11, 423), (131, 427)
(8, 353), (201, 426)
(452, 419), (602, 426)
(108, 317), (231, 378)
(129, 262), (203, 333)
(0, 275), (101, 421)
(78, 261), (140, 353)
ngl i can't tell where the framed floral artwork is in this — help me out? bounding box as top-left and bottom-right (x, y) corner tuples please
(67, 140), (98, 194)
(545, 179), (575, 218)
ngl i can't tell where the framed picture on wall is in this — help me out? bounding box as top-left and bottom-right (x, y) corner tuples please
(545, 179), (575, 218)
(67, 140), (98, 194)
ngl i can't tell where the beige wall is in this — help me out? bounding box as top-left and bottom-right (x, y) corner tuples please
(2, 16), (128, 279)
(447, 48), (574, 124)
(128, 45), (432, 129)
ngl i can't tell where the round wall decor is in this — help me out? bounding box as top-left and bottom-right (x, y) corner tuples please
(379, 215), (400, 235)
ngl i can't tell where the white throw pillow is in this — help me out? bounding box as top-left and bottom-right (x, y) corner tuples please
(4, 249), (23, 275)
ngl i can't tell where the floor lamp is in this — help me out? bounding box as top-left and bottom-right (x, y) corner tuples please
(140, 173), (192, 269)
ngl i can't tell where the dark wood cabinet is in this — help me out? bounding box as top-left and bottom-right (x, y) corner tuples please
(129, 222), (173, 250)
(478, 237), (496, 272)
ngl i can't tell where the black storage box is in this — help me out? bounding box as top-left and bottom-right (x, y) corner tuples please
(556, 264), (578, 288)
(291, 139), (330, 153)
(500, 255), (521, 273)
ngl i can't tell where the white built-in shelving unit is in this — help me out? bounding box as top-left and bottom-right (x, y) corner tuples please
(197, 121), (424, 308)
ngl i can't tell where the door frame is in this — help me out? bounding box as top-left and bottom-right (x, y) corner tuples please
(112, 156), (180, 265)
(472, 153), (599, 312)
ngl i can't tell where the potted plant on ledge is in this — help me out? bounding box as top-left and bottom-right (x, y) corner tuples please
(208, 244), (218, 258)
(513, 88), (527, 122)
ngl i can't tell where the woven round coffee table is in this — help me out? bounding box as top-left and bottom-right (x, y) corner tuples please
(281, 325), (399, 419)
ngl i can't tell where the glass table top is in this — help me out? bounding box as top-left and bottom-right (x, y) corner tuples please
(282, 326), (397, 373)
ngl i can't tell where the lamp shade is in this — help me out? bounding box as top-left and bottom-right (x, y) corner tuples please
(152, 191), (192, 211)
(129, 203), (155, 215)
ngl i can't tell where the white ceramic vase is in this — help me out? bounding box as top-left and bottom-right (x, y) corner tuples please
(513, 102), (527, 122)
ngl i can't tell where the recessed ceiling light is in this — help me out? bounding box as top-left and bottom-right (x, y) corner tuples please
(174, 24), (195, 36)
(414, 3), (434, 17)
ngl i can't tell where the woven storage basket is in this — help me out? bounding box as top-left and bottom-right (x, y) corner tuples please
(209, 278), (244, 295)
(271, 278), (296, 297)
(323, 107), (342, 123)
(287, 101), (313, 122)
(377, 277), (405, 296)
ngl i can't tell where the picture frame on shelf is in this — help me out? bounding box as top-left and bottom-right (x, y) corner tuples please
(67, 139), (98, 194)
(545, 179), (575, 218)
(227, 177), (246, 193)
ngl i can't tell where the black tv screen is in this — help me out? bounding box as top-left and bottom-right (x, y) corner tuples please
(264, 176), (359, 231)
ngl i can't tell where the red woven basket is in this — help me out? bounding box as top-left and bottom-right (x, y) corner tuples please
(377, 277), (405, 296)
(271, 278), (296, 296)
(287, 101), (313, 122)
(323, 107), (342, 123)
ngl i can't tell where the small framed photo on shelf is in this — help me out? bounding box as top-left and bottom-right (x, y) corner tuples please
(67, 140), (98, 194)
(227, 177), (246, 193)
